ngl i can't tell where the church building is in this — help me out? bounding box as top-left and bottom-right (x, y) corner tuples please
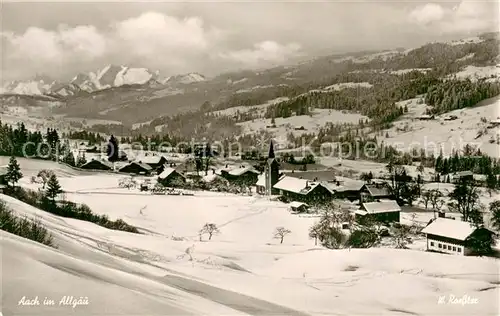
(256, 141), (280, 195)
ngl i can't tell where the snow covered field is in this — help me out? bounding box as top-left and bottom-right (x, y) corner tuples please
(2, 159), (499, 315)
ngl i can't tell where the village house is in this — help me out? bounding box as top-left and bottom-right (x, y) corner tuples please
(323, 179), (365, 201)
(416, 114), (435, 121)
(80, 159), (113, 171)
(360, 183), (393, 202)
(285, 171), (364, 201)
(421, 218), (495, 256)
(135, 155), (167, 171)
(118, 161), (152, 175)
(488, 117), (500, 128)
(289, 201), (309, 213)
(220, 165), (260, 186)
(273, 176), (334, 204)
(448, 171), (474, 183)
(157, 167), (186, 187)
(355, 200), (401, 223)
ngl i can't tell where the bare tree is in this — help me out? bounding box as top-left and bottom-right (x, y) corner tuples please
(308, 225), (322, 246)
(421, 190), (432, 209)
(199, 223), (220, 241)
(274, 227), (291, 244)
(392, 224), (411, 249)
(36, 169), (55, 189)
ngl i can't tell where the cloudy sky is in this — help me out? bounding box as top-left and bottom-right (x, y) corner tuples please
(1, 0), (498, 81)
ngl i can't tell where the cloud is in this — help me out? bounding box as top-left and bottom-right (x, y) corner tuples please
(1, 10), (302, 80)
(217, 41), (302, 68)
(409, 3), (445, 26)
(1, 2), (498, 81)
(408, 1), (497, 34)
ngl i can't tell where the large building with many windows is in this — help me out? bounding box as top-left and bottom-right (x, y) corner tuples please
(421, 218), (494, 256)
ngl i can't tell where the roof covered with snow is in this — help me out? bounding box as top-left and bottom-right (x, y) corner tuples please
(81, 159), (113, 169)
(363, 184), (391, 197)
(225, 166), (259, 176)
(158, 167), (181, 179)
(273, 176), (332, 195)
(289, 201), (308, 208)
(119, 161), (152, 171)
(323, 180), (364, 193)
(135, 155), (166, 164)
(362, 200), (401, 214)
(421, 218), (479, 241)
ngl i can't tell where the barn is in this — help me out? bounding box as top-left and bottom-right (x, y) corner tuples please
(355, 200), (401, 223)
(157, 168), (186, 187)
(136, 155), (167, 170)
(118, 162), (152, 175)
(421, 218), (495, 256)
(273, 176), (334, 204)
(360, 183), (393, 202)
(220, 166), (260, 186)
(80, 159), (113, 171)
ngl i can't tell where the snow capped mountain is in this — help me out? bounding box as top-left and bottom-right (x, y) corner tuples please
(1, 66), (204, 96)
(70, 65), (159, 93)
(1, 79), (56, 95)
(164, 73), (206, 85)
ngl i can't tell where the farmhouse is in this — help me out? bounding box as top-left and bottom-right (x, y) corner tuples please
(289, 201), (309, 213)
(135, 155), (167, 170)
(360, 183), (393, 202)
(323, 179), (365, 201)
(421, 218), (495, 256)
(417, 114), (435, 120)
(273, 176), (334, 204)
(80, 159), (113, 171)
(157, 168), (186, 187)
(118, 162), (152, 175)
(488, 118), (500, 127)
(444, 115), (458, 121)
(449, 171), (473, 183)
(220, 165), (260, 186)
(355, 200), (401, 223)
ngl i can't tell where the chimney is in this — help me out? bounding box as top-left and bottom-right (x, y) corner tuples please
(336, 181), (340, 186)
(306, 180), (309, 187)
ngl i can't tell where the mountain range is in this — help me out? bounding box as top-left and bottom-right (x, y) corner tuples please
(1, 65), (207, 96)
(1, 32), (498, 126)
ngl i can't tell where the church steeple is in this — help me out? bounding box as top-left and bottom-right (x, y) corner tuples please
(268, 140), (275, 159)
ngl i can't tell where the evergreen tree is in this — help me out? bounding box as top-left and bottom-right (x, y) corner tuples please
(45, 174), (63, 201)
(63, 151), (76, 167)
(448, 178), (480, 223)
(490, 201), (500, 232)
(486, 173), (497, 197)
(107, 135), (119, 162)
(5, 156), (22, 187)
(76, 152), (87, 167)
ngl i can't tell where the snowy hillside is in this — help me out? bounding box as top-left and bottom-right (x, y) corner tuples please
(378, 96), (500, 157)
(164, 73), (206, 85)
